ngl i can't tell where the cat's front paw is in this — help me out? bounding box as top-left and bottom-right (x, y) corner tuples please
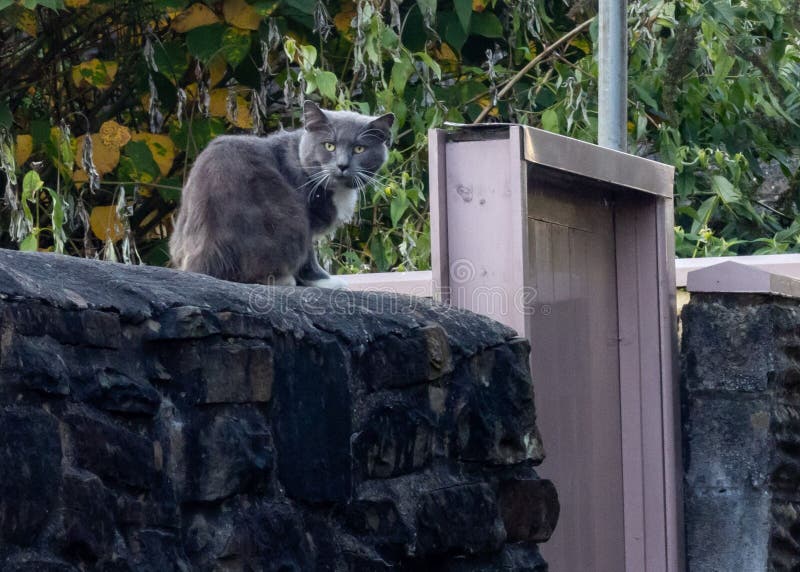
(307, 276), (348, 289)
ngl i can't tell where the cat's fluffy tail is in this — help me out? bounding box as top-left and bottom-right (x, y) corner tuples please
(169, 196), (239, 280)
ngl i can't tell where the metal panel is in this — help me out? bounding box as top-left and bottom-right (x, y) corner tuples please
(675, 253), (800, 287)
(687, 260), (800, 297)
(527, 174), (625, 572)
(430, 124), (682, 572)
(441, 129), (527, 335)
(522, 127), (674, 198)
(429, 129), (450, 302)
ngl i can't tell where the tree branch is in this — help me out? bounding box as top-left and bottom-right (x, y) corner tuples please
(473, 17), (596, 124)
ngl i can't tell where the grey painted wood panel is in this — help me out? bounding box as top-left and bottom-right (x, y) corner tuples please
(527, 180), (625, 572)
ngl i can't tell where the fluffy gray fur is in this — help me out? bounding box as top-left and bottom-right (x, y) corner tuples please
(169, 101), (394, 287)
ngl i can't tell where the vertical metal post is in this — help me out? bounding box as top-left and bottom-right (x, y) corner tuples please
(598, 0), (628, 152)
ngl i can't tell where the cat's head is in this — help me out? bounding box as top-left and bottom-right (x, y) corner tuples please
(298, 101), (394, 190)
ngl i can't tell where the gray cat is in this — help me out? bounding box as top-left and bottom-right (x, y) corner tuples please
(169, 101), (394, 287)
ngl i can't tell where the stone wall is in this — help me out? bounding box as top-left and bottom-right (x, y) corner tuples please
(0, 250), (558, 571)
(681, 292), (800, 571)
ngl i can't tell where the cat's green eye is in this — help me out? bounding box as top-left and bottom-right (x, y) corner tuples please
(353, 145), (366, 154)
(324, 142), (336, 151)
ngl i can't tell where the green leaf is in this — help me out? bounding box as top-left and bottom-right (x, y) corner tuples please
(416, 0), (436, 23)
(390, 193), (409, 227)
(370, 234), (389, 272)
(153, 41), (189, 82)
(186, 23), (224, 63)
(438, 12), (468, 52)
(19, 234), (38, 252)
(711, 175), (741, 204)
(22, 170), (43, 196)
(541, 108), (559, 133)
(633, 82), (658, 110)
(454, 0), (471, 33)
(118, 140), (160, 184)
(315, 71), (338, 101)
(157, 177), (183, 202)
(221, 26), (252, 67)
(470, 12), (503, 38)
(391, 54), (414, 95)
(46, 188), (66, 253)
(285, 0), (315, 15)
(415, 51), (441, 80)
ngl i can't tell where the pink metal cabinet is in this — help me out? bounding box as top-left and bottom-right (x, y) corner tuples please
(429, 125), (682, 572)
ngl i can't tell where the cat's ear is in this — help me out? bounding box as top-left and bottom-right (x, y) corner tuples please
(367, 113), (395, 144)
(303, 101), (330, 132)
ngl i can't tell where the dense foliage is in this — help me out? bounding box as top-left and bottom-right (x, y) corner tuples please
(0, 0), (799, 273)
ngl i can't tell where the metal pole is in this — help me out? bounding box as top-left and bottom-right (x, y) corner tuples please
(598, 0), (628, 152)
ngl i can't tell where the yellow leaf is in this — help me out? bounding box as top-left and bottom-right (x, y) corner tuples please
(472, 0), (489, 12)
(171, 3), (220, 33)
(75, 134), (120, 175)
(334, 1), (356, 39)
(90, 206), (125, 242)
(209, 89), (228, 117)
(65, 0), (90, 6)
(209, 56), (228, 87)
(223, 0), (261, 30)
(570, 36), (592, 55)
(477, 97), (499, 118)
(131, 133), (176, 177)
(433, 43), (459, 73)
(15, 135), (33, 167)
(230, 96), (253, 129)
(99, 120), (131, 149)
(71, 59), (118, 90)
(15, 9), (37, 37)
(208, 89), (252, 128)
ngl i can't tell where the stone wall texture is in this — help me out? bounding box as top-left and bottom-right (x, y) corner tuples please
(0, 250), (558, 571)
(681, 292), (800, 571)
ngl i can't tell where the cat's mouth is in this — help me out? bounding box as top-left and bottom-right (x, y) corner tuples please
(333, 173), (356, 188)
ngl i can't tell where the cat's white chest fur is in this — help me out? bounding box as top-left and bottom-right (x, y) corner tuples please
(333, 187), (358, 224)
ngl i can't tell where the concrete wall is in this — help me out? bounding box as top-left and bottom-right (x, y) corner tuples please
(681, 291), (800, 571)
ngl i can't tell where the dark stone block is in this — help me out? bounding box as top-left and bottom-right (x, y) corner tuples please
(416, 482), (506, 557)
(684, 490), (769, 572)
(74, 370), (161, 415)
(147, 306), (220, 340)
(273, 335), (352, 502)
(0, 333), (70, 395)
(683, 396), (772, 490)
(124, 528), (189, 572)
(352, 398), (434, 479)
(64, 405), (156, 490)
(442, 542), (548, 571)
(498, 478), (559, 543)
(448, 341), (544, 465)
(154, 339), (273, 405)
(56, 469), (116, 562)
(3, 302), (122, 349)
(682, 296), (788, 392)
(183, 409), (274, 502)
(0, 406), (62, 545)
(355, 325), (454, 390)
(184, 501), (313, 571)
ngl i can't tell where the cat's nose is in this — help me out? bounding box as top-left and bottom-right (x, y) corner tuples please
(337, 162), (349, 174)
